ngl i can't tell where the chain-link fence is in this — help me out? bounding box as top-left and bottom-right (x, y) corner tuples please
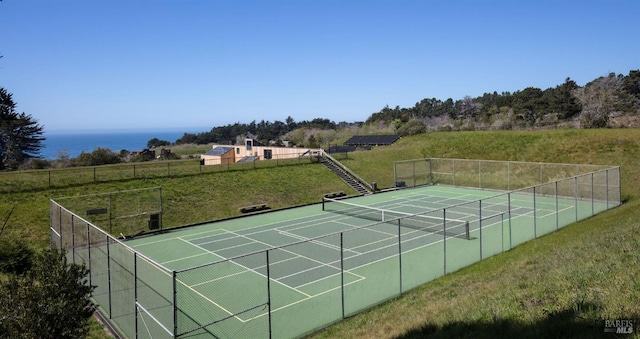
(53, 187), (162, 236)
(51, 160), (621, 338)
(2, 154), (319, 193)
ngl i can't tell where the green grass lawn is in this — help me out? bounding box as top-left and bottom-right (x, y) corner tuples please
(2, 128), (639, 338)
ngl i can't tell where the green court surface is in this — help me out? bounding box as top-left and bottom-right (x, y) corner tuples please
(120, 184), (608, 339)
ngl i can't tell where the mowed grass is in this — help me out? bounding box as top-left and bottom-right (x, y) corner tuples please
(1, 128), (639, 338)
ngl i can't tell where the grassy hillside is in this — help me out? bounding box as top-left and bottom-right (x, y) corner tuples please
(2, 128), (639, 338)
(315, 128), (640, 338)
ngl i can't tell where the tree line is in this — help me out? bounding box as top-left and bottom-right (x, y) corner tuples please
(171, 70), (640, 147)
(1, 70), (639, 172)
(367, 70), (640, 130)
(174, 117), (341, 146)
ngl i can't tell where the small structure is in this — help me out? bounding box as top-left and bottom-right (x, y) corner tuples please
(131, 148), (155, 161)
(200, 139), (322, 166)
(159, 148), (172, 159)
(202, 146), (235, 166)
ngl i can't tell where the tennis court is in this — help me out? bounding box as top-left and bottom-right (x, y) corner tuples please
(49, 158), (621, 339)
(112, 184), (605, 338)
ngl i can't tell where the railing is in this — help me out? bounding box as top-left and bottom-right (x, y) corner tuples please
(322, 152), (374, 192)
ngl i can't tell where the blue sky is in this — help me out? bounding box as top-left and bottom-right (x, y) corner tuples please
(1, 0), (638, 133)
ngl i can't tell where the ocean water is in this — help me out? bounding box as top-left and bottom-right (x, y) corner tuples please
(40, 130), (197, 160)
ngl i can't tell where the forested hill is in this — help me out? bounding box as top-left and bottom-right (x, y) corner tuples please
(176, 70), (640, 147)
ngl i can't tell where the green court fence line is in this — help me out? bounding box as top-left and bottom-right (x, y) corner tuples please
(50, 159), (620, 339)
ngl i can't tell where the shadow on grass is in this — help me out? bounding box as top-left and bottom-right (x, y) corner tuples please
(396, 303), (637, 339)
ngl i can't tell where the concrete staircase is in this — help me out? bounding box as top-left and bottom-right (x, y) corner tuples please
(318, 155), (372, 195)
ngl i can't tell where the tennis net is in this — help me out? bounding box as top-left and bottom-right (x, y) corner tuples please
(322, 197), (470, 240)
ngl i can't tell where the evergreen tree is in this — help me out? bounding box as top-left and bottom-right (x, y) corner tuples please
(0, 88), (45, 170)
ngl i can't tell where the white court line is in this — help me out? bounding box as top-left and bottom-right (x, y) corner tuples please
(277, 229), (361, 255)
(163, 252), (211, 265)
(295, 270), (365, 289)
(251, 219), (497, 319)
(185, 212), (342, 247)
(192, 230), (313, 298)
(197, 237), (262, 253)
(134, 249), (242, 323)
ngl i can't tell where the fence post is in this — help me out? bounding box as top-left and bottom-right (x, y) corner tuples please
(134, 253), (138, 339)
(173, 270), (178, 338)
(508, 192), (512, 249)
(398, 219), (402, 295)
(71, 215), (75, 264)
(478, 160), (482, 189)
(507, 162), (511, 191)
(540, 162), (543, 185)
(591, 173), (594, 216)
(479, 200), (483, 260)
(533, 186), (537, 238)
(94, 167), (97, 183)
(266, 250), (273, 339)
(59, 206), (63, 250)
(87, 223), (92, 290)
(340, 232), (345, 319)
(412, 161), (416, 187)
(574, 176), (578, 222)
(109, 193), (113, 234)
(107, 234), (112, 318)
(452, 160), (456, 186)
(606, 169), (610, 208)
(555, 181), (559, 230)
(443, 208), (447, 275)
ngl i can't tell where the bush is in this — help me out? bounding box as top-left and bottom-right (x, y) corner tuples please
(397, 119), (427, 136)
(0, 236), (34, 274)
(73, 147), (122, 166)
(0, 248), (94, 338)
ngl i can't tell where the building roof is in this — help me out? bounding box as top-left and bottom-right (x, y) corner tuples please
(237, 156), (259, 162)
(326, 145), (357, 153)
(343, 135), (400, 146)
(205, 146), (234, 156)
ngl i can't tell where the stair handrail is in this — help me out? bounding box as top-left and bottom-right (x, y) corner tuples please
(321, 151), (374, 192)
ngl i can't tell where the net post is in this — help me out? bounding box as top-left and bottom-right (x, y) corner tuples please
(322, 197), (326, 211)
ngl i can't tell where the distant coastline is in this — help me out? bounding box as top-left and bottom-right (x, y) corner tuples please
(40, 129), (202, 160)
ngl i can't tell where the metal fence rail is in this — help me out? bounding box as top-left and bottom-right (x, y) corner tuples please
(3, 154), (318, 193)
(51, 159), (621, 339)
